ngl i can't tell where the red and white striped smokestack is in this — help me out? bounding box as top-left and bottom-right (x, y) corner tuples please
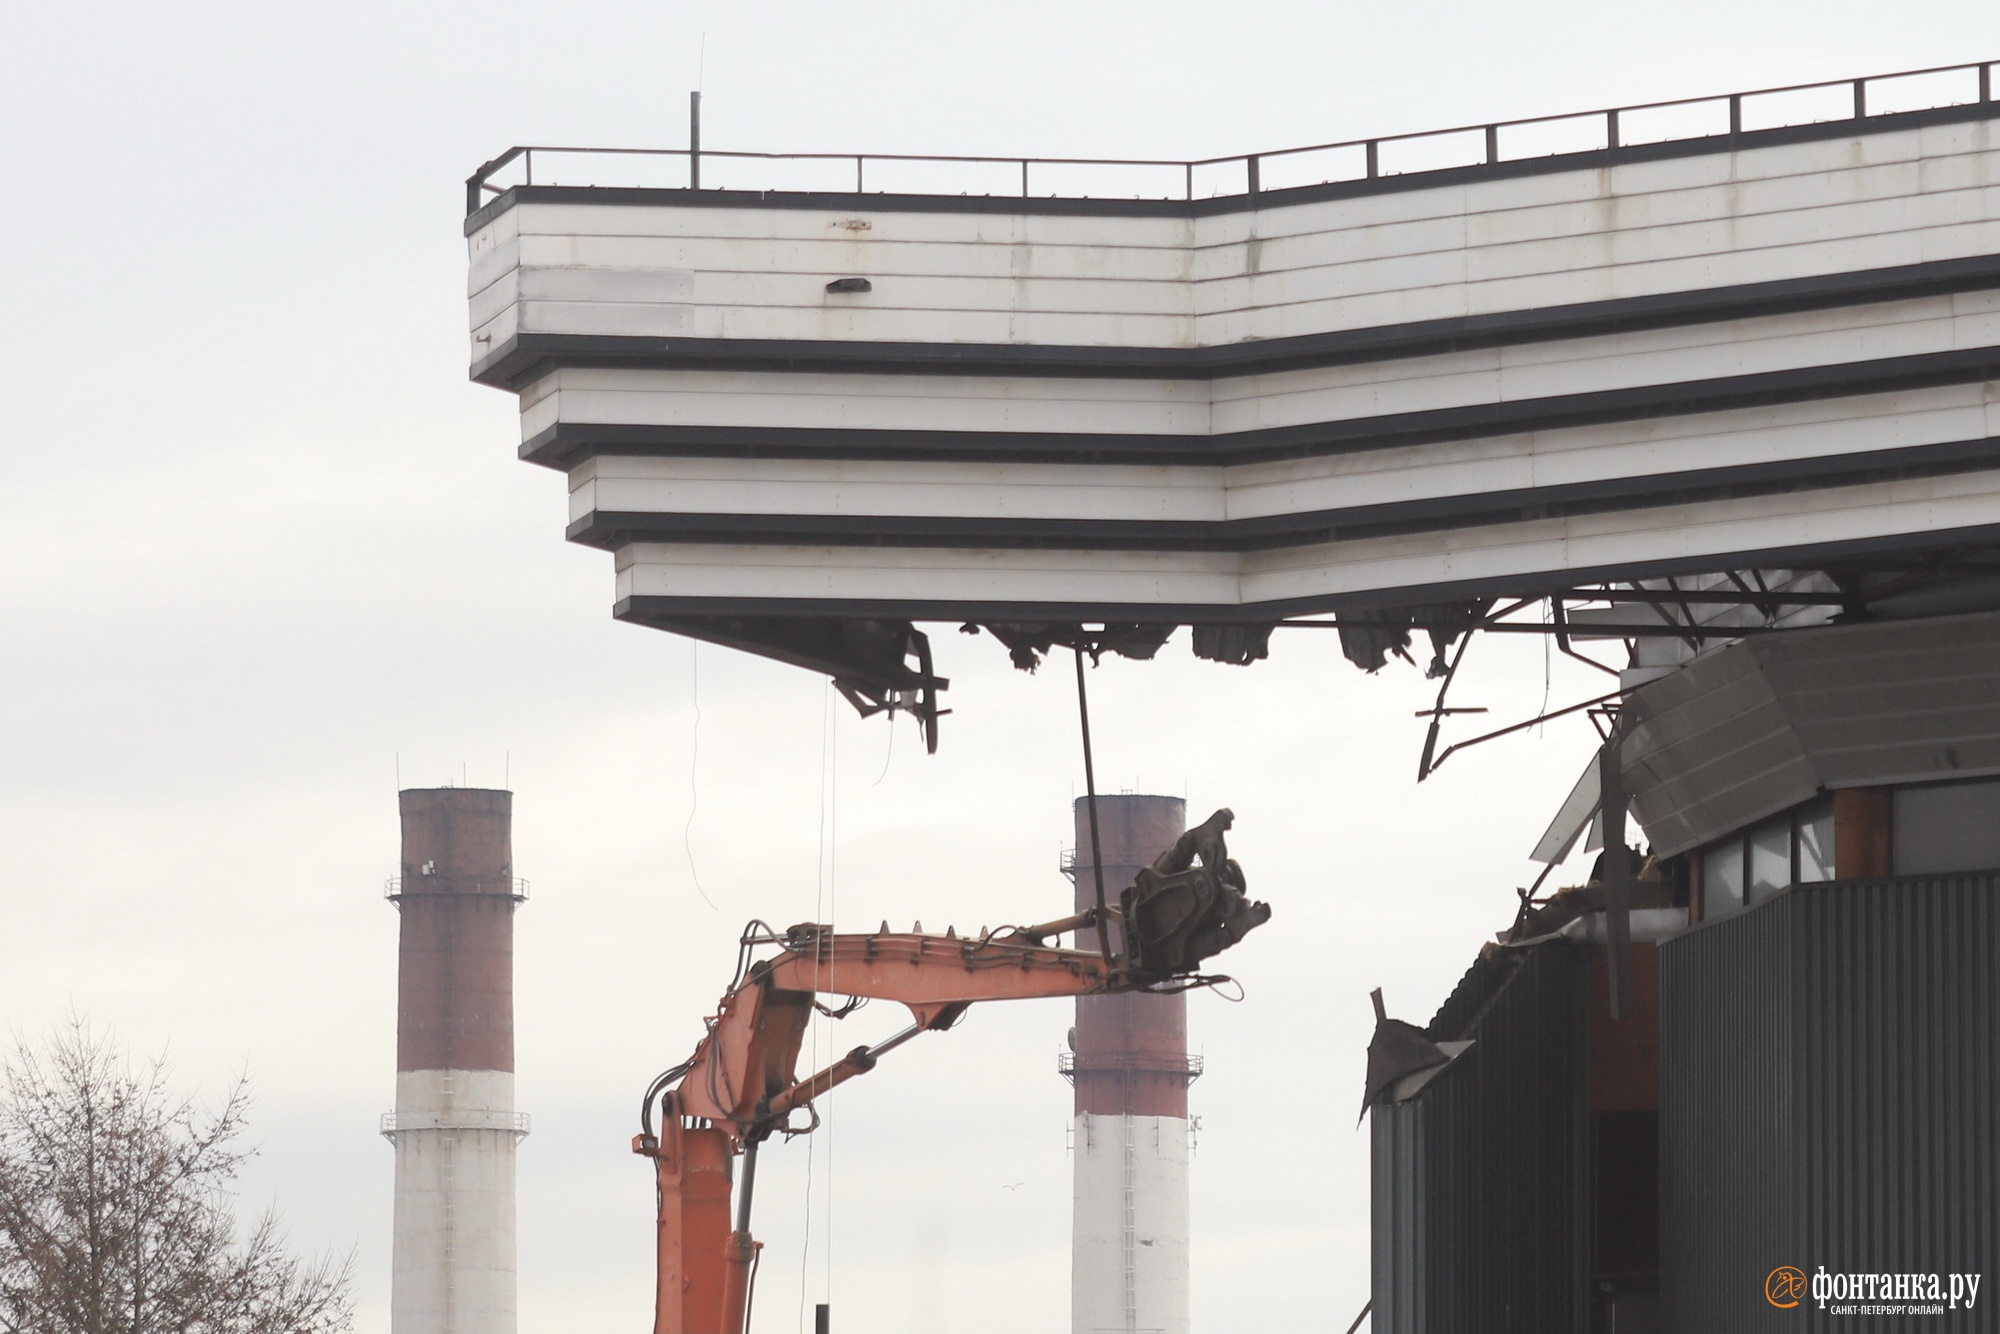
(384, 788), (527, 1334)
(1067, 795), (1194, 1334)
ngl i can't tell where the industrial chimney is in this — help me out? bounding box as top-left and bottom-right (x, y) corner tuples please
(383, 788), (528, 1334)
(1065, 795), (1196, 1334)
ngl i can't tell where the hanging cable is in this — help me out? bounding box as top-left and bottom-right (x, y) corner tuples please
(801, 685), (832, 1333)
(1538, 604), (1553, 734)
(871, 711), (896, 786)
(1073, 647), (1113, 969)
(685, 641), (716, 910)
(824, 686), (838, 1315)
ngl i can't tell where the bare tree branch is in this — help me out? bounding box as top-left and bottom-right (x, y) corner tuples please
(0, 1016), (353, 1334)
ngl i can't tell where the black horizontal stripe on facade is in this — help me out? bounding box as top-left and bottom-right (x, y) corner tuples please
(611, 520), (2000, 626)
(480, 254), (2000, 392)
(466, 99), (2000, 233)
(569, 435), (2000, 552)
(524, 344), (2000, 470)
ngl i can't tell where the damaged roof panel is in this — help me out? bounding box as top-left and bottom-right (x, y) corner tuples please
(1619, 609), (2000, 856)
(1622, 651), (1817, 858)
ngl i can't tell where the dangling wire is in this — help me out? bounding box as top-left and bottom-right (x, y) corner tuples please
(1538, 603), (1553, 735)
(686, 641), (716, 910)
(800, 685), (827, 1332)
(871, 711), (896, 787)
(824, 684), (839, 1318)
(800, 681), (842, 1331)
(1073, 647), (1113, 968)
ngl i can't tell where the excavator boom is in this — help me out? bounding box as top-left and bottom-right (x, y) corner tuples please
(634, 808), (1269, 1334)
(671, 925), (1116, 1134)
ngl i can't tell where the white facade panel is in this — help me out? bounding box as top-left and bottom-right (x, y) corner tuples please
(500, 231), (1199, 283)
(1236, 469), (2000, 605)
(517, 294), (2000, 451)
(614, 541), (1248, 606)
(610, 468), (2000, 612)
(1072, 1112), (1190, 1334)
(558, 384), (1993, 531)
(471, 96), (2000, 642)
(573, 456), (1224, 524)
(470, 126), (2000, 357)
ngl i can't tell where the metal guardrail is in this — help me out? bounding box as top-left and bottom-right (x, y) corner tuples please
(469, 59), (1996, 214)
(1057, 1052), (1205, 1084)
(379, 1110), (532, 1137)
(383, 875), (530, 902)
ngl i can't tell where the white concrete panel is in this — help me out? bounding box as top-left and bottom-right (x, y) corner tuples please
(561, 381), (1996, 532)
(469, 304), (518, 363)
(687, 270), (1196, 318)
(508, 201), (1195, 249)
(614, 541), (1247, 607)
(508, 232), (1197, 283)
(530, 381), (1210, 439)
(467, 269), (519, 332)
(1195, 223), (2000, 345)
(1203, 187), (1976, 308)
(465, 206), (519, 291)
(521, 266), (696, 303)
(467, 236), (519, 302)
(692, 305), (1197, 348)
(475, 115), (2000, 629)
(1236, 469), (2000, 604)
(573, 456), (1225, 525)
(515, 298), (696, 338)
(517, 297), (1999, 449)
(607, 468), (2000, 612)
(1072, 1113), (1189, 1334)
(470, 127), (2000, 353)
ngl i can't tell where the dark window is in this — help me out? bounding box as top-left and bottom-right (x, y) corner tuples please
(1748, 821), (1790, 904)
(1892, 778), (2000, 875)
(1797, 798), (1835, 882)
(1702, 838), (1744, 919)
(1698, 794), (1836, 919)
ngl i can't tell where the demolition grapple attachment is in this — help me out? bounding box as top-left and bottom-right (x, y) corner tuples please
(1119, 808), (1271, 982)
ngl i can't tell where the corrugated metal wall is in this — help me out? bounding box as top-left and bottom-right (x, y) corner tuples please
(1371, 943), (1586, 1334)
(1661, 876), (2000, 1332)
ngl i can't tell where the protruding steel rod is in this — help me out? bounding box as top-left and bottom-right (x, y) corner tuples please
(690, 91), (702, 189)
(1598, 716), (1635, 1020)
(722, 1137), (762, 1334)
(735, 1137), (758, 1234)
(1073, 647), (1115, 970)
(866, 1021), (925, 1061)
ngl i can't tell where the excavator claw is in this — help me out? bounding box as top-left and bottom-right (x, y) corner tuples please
(1119, 808), (1272, 981)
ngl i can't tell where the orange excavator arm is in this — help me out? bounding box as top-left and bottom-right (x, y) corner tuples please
(673, 922), (1117, 1138)
(632, 809), (1270, 1334)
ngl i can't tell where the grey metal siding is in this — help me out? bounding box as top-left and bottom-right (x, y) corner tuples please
(1661, 876), (2000, 1332)
(1622, 610), (2000, 858)
(1371, 943), (1586, 1334)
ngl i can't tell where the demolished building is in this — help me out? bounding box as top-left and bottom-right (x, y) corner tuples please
(1367, 610), (2000, 1333)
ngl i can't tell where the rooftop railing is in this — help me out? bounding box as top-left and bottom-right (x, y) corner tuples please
(379, 1110), (532, 1138)
(383, 875), (529, 902)
(468, 59), (1995, 214)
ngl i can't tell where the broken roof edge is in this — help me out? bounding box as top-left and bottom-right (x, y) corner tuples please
(1533, 608), (2000, 862)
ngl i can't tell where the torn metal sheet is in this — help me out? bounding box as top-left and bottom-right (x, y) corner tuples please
(1617, 608), (2000, 857)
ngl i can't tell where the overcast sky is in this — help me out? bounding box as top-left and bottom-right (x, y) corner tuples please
(1, 3), (1991, 1331)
